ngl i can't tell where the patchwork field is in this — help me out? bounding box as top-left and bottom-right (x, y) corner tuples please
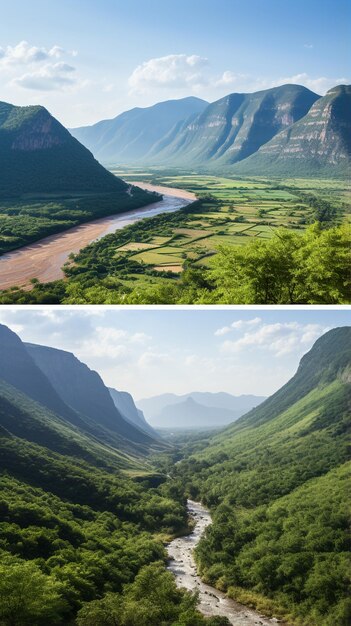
(108, 168), (350, 274)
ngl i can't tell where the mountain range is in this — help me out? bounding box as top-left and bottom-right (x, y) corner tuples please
(137, 391), (266, 429)
(232, 84), (351, 177)
(71, 84), (351, 177)
(0, 324), (164, 465)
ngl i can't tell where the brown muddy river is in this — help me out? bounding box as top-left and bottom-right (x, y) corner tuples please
(0, 183), (196, 290)
(167, 500), (284, 626)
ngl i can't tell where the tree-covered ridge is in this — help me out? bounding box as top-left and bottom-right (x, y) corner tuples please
(174, 328), (351, 625)
(0, 102), (43, 131)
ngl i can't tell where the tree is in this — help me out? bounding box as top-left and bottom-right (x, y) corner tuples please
(0, 561), (66, 626)
(208, 224), (351, 304)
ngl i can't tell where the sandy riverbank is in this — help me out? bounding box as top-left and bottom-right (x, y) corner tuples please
(0, 184), (196, 290)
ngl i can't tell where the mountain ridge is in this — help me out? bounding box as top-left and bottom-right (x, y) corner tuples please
(70, 96), (208, 163)
(0, 101), (128, 198)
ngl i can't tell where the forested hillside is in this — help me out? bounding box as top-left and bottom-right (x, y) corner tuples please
(175, 327), (351, 626)
(0, 323), (229, 626)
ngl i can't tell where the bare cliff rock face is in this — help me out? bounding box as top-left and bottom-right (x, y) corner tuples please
(232, 84), (351, 176)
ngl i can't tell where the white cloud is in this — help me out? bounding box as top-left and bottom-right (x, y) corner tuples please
(138, 351), (172, 368)
(231, 317), (262, 330)
(220, 322), (329, 358)
(214, 317), (261, 336)
(303, 43), (314, 49)
(13, 62), (77, 91)
(0, 41), (65, 66)
(77, 326), (152, 361)
(214, 326), (232, 336)
(128, 53), (209, 94)
(0, 41), (80, 93)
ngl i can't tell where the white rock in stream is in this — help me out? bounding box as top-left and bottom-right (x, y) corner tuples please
(167, 500), (282, 626)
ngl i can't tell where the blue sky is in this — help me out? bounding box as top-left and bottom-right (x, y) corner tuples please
(0, 308), (349, 399)
(0, 0), (349, 125)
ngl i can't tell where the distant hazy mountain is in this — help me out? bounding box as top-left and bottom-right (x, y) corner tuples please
(70, 97), (208, 163)
(232, 84), (351, 177)
(148, 84), (319, 167)
(0, 101), (127, 198)
(152, 397), (249, 429)
(108, 387), (158, 438)
(26, 343), (157, 447)
(137, 392), (265, 429)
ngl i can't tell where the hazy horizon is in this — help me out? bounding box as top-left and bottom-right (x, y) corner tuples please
(0, 308), (349, 399)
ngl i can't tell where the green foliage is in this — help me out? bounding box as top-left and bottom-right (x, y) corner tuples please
(174, 332), (351, 625)
(0, 380), (191, 624)
(77, 562), (218, 626)
(0, 560), (66, 626)
(208, 223), (350, 304)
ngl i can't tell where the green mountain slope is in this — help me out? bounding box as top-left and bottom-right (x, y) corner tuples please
(176, 327), (351, 625)
(70, 97), (208, 163)
(0, 101), (128, 198)
(149, 84), (319, 167)
(0, 379), (145, 471)
(232, 85), (351, 177)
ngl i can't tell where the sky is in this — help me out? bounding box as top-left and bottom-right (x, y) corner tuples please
(0, 307), (349, 400)
(0, 0), (349, 126)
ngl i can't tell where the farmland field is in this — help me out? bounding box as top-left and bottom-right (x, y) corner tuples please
(104, 168), (350, 275)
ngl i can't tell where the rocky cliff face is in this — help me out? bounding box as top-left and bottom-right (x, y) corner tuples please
(108, 388), (158, 438)
(0, 324), (82, 426)
(149, 84), (320, 166)
(232, 84), (351, 176)
(11, 109), (67, 151)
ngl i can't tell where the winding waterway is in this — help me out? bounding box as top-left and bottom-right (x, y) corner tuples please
(0, 183), (196, 290)
(167, 500), (283, 626)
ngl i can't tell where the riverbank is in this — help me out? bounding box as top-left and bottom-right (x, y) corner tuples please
(167, 501), (285, 626)
(0, 184), (196, 290)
